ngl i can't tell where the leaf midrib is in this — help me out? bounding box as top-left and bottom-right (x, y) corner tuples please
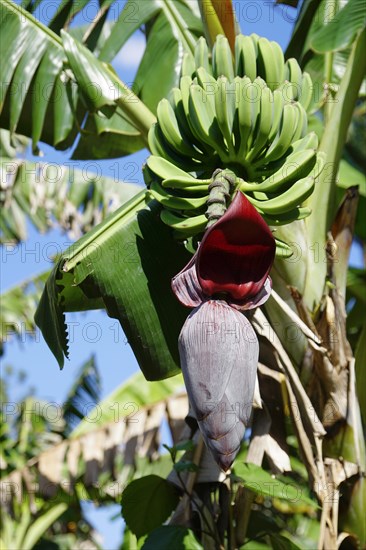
(63, 190), (148, 271)
(2, 0), (63, 46)
(162, 0), (196, 53)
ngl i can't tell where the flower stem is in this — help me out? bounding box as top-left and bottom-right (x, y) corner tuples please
(206, 169), (236, 228)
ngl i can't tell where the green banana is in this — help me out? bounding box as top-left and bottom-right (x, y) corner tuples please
(212, 35), (234, 80)
(293, 102), (308, 142)
(248, 173), (316, 215)
(241, 149), (317, 193)
(215, 76), (236, 155)
(259, 103), (298, 164)
(235, 76), (253, 159)
(195, 67), (217, 110)
(264, 206), (312, 226)
(180, 75), (193, 120)
(267, 89), (285, 143)
(231, 76), (241, 152)
(162, 178), (211, 193)
(254, 153), (325, 215)
(188, 84), (228, 158)
(160, 209), (208, 235)
(148, 124), (175, 161)
(194, 37), (210, 72)
(180, 78), (219, 160)
(144, 33), (321, 237)
(149, 123), (202, 171)
(246, 84), (274, 162)
(275, 238), (294, 258)
(299, 71), (314, 111)
(250, 33), (260, 50)
(257, 37), (279, 90)
(149, 182), (208, 210)
(234, 34), (257, 80)
(169, 87), (212, 157)
(147, 156), (196, 181)
(237, 77), (262, 159)
(286, 58), (303, 87)
(252, 134), (319, 180)
(247, 81), (262, 156)
(270, 40), (285, 87)
(157, 98), (202, 159)
(289, 132), (319, 154)
(181, 52), (195, 78)
(285, 58), (303, 102)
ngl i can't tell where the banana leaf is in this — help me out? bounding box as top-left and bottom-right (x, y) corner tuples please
(0, 0), (147, 157)
(34, 192), (191, 380)
(98, 0), (203, 113)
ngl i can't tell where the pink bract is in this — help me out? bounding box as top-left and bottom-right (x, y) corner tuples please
(172, 191), (275, 309)
(197, 191), (276, 300)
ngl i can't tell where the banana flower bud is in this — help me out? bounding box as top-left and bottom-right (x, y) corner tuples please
(172, 191), (276, 470)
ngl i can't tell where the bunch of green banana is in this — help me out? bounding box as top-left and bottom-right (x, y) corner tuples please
(144, 33), (325, 253)
(145, 146), (325, 255)
(181, 34), (315, 112)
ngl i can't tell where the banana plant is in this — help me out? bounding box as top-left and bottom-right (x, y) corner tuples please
(1, 0), (365, 548)
(0, 358), (104, 548)
(0, 500), (68, 550)
(0, 360), (189, 547)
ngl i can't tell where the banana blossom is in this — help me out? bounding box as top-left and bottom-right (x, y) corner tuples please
(172, 191), (276, 470)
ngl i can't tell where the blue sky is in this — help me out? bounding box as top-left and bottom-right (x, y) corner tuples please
(1, 2), (364, 548)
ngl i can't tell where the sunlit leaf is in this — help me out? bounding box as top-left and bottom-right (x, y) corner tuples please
(72, 371), (184, 437)
(234, 463), (318, 508)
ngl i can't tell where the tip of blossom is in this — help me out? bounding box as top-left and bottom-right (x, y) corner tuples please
(179, 301), (259, 472)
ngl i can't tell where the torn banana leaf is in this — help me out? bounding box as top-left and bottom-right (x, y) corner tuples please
(35, 191), (191, 380)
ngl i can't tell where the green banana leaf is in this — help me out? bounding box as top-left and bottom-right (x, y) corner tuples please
(0, 155), (141, 243)
(0, 0), (147, 157)
(0, 129), (28, 158)
(98, 0), (203, 112)
(301, 0), (366, 107)
(337, 157), (366, 241)
(0, 270), (49, 350)
(22, 504), (67, 550)
(1, 366), (185, 504)
(71, 109), (146, 160)
(303, 27), (366, 307)
(310, 0), (366, 53)
(34, 192), (191, 380)
(286, 0), (366, 89)
(60, 29), (155, 136)
(18, 0), (204, 115)
(63, 355), (101, 434)
(0, 152), (143, 354)
(284, 0), (320, 60)
(0, 502), (68, 550)
(305, 48), (366, 107)
(71, 370), (184, 437)
(21, 0), (114, 36)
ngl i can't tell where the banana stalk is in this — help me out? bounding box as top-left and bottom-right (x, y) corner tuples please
(304, 27), (366, 308)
